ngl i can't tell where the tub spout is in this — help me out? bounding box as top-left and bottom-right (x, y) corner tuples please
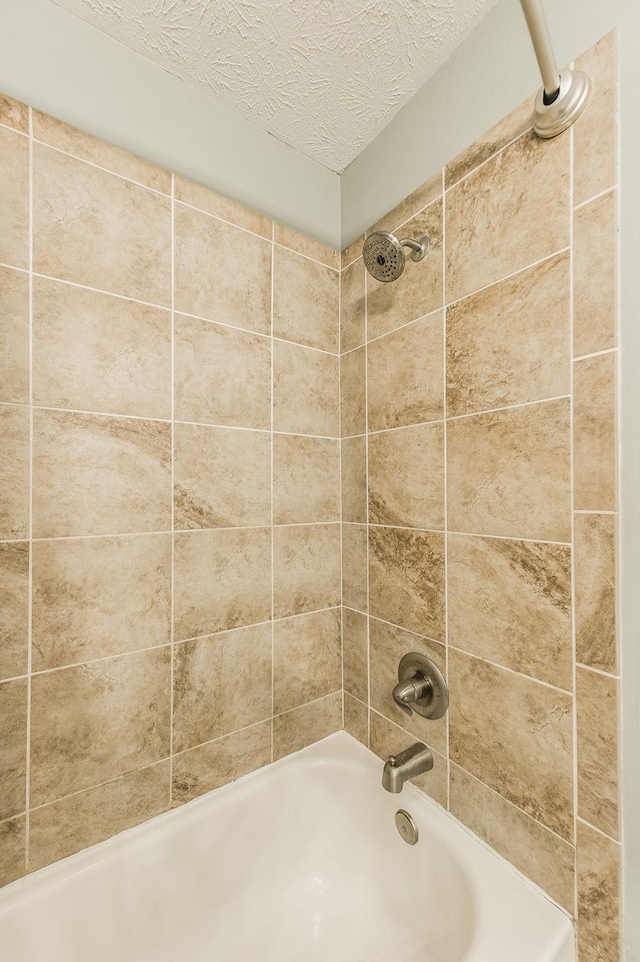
(382, 742), (434, 794)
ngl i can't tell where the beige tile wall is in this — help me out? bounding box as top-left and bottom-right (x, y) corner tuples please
(340, 32), (621, 962)
(0, 99), (342, 885)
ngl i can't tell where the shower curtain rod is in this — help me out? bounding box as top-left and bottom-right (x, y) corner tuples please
(518, 0), (590, 138)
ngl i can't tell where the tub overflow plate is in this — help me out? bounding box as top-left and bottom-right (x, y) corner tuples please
(395, 809), (419, 845)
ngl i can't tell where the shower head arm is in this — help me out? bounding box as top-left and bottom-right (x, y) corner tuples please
(398, 236), (430, 262)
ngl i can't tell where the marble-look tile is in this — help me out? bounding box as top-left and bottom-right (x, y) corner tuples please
(446, 252), (570, 416)
(0, 404), (29, 540)
(174, 314), (270, 430)
(273, 246), (338, 353)
(367, 312), (444, 431)
(369, 617), (446, 754)
(342, 606), (368, 702)
(32, 534), (171, 671)
(446, 130), (569, 303)
(577, 821), (621, 962)
(573, 192), (617, 357)
(29, 762), (170, 872)
(173, 623), (272, 752)
(0, 126), (28, 270)
(449, 650), (573, 840)
(343, 693), (368, 747)
(173, 528), (271, 641)
(172, 721), (271, 807)
(0, 542), (28, 681)
(33, 277), (172, 418)
(367, 199), (443, 340)
(174, 423), (271, 529)
(0, 266), (29, 404)
(273, 691), (342, 761)
(574, 31), (618, 207)
(340, 346), (366, 438)
(273, 435), (340, 524)
(0, 93), (29, 133)
(340, 258), (365, 354)
(368, 423), (444, 529)
(175, 176), (271, 238)
(369, 527), (445, 640)
(33, 111), (171, 194)
(274, 223), (338, 269)
(174, 202), (271, 334)
(30, 647), (171, 807)
(273, 340), (339, 437)
(445, 94), (534, 187)
(0, 678), (27, 819)
(273, 524), (341, 619)
(574, 353), (617, 511)
(0, 816), (25, 887)
(273, 608), (342, 714)
(447, 399), (571, 542)
(369, 711), (447, 807)
(450, 765), (575, 912)
(341, 235), (365, 270)
(341, 436), (367, 524)
(575, 513), (617, 673)
(368, 171), (442, 235)
(33, 144), (171, 304)
(447, 534), (572, 689)
(32, 409), (172, 538)
(342, 524), (368, 613)
(577, 667), (619, 840)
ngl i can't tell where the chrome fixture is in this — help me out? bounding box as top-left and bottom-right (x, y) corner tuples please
(363, 230), (429, 283)
(393, 652), (449, 720)
(519, 0), (590, 138)
(395, 809), (419, 845)
(382, 743), (434, 794)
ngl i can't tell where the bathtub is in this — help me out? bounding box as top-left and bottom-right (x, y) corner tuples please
(0, 732), (573, 962)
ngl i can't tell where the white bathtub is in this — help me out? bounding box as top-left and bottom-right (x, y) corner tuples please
(0, 732), (574, 962)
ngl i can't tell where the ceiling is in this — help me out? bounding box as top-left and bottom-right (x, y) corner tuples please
(53, 0), (499, 172)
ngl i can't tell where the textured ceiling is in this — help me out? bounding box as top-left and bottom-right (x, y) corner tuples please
(53, 0), (499, 172)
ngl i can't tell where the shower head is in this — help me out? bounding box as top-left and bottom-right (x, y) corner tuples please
(363, 230), (430, 283)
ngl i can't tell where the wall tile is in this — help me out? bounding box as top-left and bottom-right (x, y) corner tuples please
(367, 311), (443, 431)
(0, 678), (27, 819)
(577, 667), (619, 840)
(340, 346), (366, 438)
(0, 816), (25, 887)
(0, 404), (29, 540)
(173, 528), (271, 641)
(273, 340), (339, 437)
(446, 252), (570, 416)
(342, 606), (368, 702)
(274, 223), (338, 269)
(445, 94), (533, 188)
(273, 691), (342, 761)
(172, 721), (271, 806)
(575, 513), (617, 673)
(369, 526), (445, 640)
(450, 764), (575, 912)
(273, 434), (340, 524)
(369, 617), (446, 754)
(33, 144), (171, 304)
(29, 762), (170, 872)
(342, 524), (368, 613)
(32, 409), (172, 538)
(447, 534), (572, 690)
(273, 246), (338, 353)
(446, 130), (569, 303)
(368, 170), (442, 235)
(340, 258), (365, 353)
(368, 423), (444, 529)
(174, 423), (271, 529)
(449, 650), (574, 840)
(273, 524), (341, 619)
(343, 693), (368, 746)
(341, 436), (367, 524)
(0, 126), (29, 270)
(32, 534), (171, 671)
(0, 542), (28, 681)
(175, 175), (271, 238)
(273, 608), (342, 714)
(341, 234), (365, 270)
(174, 314), (270, 430)
(173, 623), (272, 753)
(574, 353), (617, 511)
(447, 399), (571, 542)
(174, 202), (271, 334)
(0, 266), (29, 404)
(577, 821), (621, 962)
(369, 711), (447, 807)
(0, 93), (28, 133)
(30, 647), (171, 807)
(573, 31), (618, 207)
(573, 192), (617, 357)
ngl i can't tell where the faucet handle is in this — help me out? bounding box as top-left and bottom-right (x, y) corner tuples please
(394, 652), (449, 720)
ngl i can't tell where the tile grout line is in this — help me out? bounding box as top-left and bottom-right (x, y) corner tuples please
(441, 162), (451, 812)
(270, 220), (275, 763)
(168, 171), (175, 811)
(24, 104), (34, 874)
(569, 117), (579, 921)
(364, 219), (371, 749)
(572, 184), (618, 212)
(338, 258), (344, 731)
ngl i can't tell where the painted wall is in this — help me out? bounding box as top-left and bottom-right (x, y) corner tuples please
(0, 0), (340, 248)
